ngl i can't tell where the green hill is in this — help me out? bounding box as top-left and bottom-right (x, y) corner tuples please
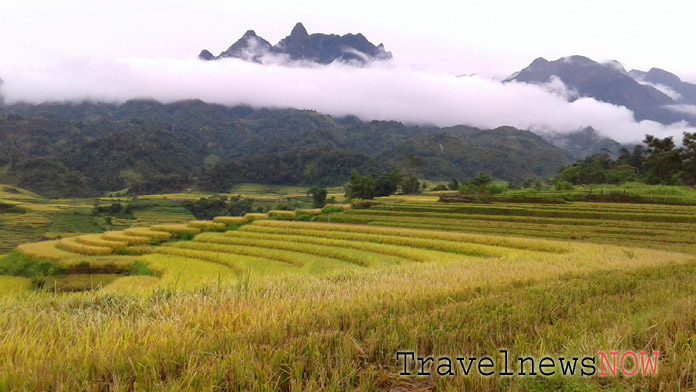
(0, 100), (579, 197)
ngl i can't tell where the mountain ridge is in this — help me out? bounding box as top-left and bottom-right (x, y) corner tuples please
(199, 22), (392, 65)
(506, 55), (691, 124)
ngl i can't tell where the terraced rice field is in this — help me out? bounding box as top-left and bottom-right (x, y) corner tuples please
(0, 198), (695, 390)
(325, 201), (696, 252)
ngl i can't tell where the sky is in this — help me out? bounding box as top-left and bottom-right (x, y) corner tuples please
(1, 0), (695, 143)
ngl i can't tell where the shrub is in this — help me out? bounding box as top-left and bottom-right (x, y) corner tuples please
(555, 181), (575, 191)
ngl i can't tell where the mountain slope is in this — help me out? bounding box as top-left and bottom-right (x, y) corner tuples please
(0, 100), (582, 196)
(629, 67), (696, 105)
(507, 56), (690, 124)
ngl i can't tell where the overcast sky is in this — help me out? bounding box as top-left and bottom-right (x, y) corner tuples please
(1, 0), (695, 142)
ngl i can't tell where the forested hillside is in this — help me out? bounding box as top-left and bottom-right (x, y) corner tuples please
(0, 100), (578, 197)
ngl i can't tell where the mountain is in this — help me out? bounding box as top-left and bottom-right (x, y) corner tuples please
(629, 67), (696, 105)
(541, 127), (626, 160)
(0, 100), (580, 196)
(506, 55), (695, 125)
(199, 22), (392, 65)
(381, 126), (569, 181)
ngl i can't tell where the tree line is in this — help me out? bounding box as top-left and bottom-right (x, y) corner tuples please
(557, 132), (696, 186)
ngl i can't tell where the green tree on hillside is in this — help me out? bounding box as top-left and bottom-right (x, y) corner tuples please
(307, 187), (328, 208)
(344, 170), (377, 200)
(375, 171), (402, 196)
(643, 135), (682, 184)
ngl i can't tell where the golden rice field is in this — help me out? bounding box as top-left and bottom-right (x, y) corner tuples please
(0, 196), (695, 391)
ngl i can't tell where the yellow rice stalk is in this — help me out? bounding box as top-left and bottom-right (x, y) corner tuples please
(74, 234), (128, 250)
(268, 210), (296, 219)
(16, 241), (76, 261)
(294, 208), (322, 215)
(244, 213), (269, 221)
(325, 204), (351, 211)
(102, 231), (151, 245)
(124, 228), (172, 241)
(123, 246), (156, 255)
(56, 238), (112, 256)
(213, 216), (249, 225)
(150, 224), (201, 235)
(188, 221), (226, 231)
(251, 220), (570, 253)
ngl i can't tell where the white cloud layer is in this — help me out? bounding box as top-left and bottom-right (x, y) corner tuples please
(1, 56), (693, 144)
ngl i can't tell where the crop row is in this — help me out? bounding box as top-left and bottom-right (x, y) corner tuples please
(123, 228), (173, 241)
(249, 220), (571, 253)
(102, 231), (151, 245)
(163, 240), (371, 271)
(150, 224), (201, 235)
(187, 221), (226, 231)
(56, 238), (112, 256)
(389, 201), (696, 214)
(353, 220), (694, 252)
(73, 234), (126, 250)
(338, 211), (696, 240)
(342, 209), (696, 232)
(193, 232), (411, 267)
(223, 230), (500, 260)
(143, 246), (244, 274)
(369, 204), (696, 223)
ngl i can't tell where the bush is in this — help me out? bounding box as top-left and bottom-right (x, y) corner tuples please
(555, 181), (575, 191)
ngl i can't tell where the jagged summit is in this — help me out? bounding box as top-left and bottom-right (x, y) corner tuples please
(199, 22), (392, 65)
(289, 22), (309, 38)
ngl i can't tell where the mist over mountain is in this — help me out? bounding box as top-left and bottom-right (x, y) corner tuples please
(506, 55), (696, 126)
(541, 127), (625, 160)
(199, 22), (392, 65)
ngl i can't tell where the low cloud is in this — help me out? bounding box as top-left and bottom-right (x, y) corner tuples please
(0, 55), (692, 143)
(665, 104), (696, 117)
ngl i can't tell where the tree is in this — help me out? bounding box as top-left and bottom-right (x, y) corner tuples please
(643, 135), (682, 184)
(468, 172), (492, 187)
(682, 132), (696, 185)
(400, 176), (421, 194)
(447, 177), (459, 190)
(307, 187), (328, 208)
(344, 170), (377, 200)
(375, 170), (402, 196)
